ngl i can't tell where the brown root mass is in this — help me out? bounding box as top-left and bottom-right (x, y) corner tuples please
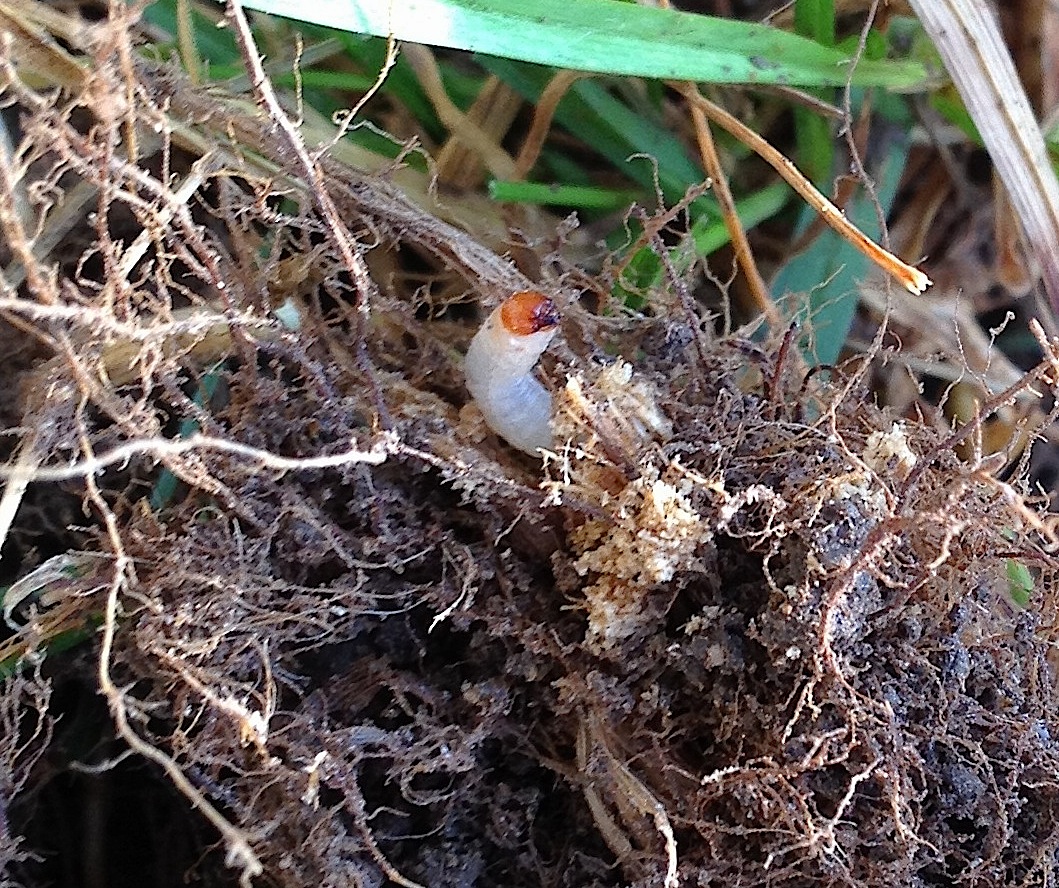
(3, 8), (1059, 888)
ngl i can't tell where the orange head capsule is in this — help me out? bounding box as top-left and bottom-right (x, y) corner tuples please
(499, 290), (561, 336)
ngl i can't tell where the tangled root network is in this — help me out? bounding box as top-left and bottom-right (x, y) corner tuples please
(3, 9), (1059, 888)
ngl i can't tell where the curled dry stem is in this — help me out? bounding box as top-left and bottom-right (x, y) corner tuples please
(677, 83), (778, 329)
(676, 89), (932, 295)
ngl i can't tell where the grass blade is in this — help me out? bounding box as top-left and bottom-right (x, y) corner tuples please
(234, 0), (928, 90)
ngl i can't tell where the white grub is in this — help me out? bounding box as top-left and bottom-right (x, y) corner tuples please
(464, 291), (560, 455)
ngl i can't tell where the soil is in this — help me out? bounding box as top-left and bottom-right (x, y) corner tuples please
(3, 5), (1059, 888)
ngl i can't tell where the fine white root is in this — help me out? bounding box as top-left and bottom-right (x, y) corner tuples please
(464, 291), (560, 455)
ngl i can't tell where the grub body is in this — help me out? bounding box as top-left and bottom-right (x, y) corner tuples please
(464, 292), (559, 455)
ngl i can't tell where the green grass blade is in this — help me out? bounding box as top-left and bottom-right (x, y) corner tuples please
(795, 0), (836, 47)
(793, 0), (836, 185)
(0, 622), (99, 680)
(615, 182), (791, 306)
(150, 364), (224, 512)
(144, 0), (241, 65)
(480, 59), (706, 206)
(234, 0), (928, 90)
(691, 182), (791, 255)
(489, 180), (641, 212)
(1006, 558), (1033, 607)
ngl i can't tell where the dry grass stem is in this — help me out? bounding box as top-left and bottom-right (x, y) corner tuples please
(908, 0), (1059, 315)
(678, 89), (932, 294)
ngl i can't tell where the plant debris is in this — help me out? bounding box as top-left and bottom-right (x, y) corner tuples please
(3, 5), (1059, 888)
